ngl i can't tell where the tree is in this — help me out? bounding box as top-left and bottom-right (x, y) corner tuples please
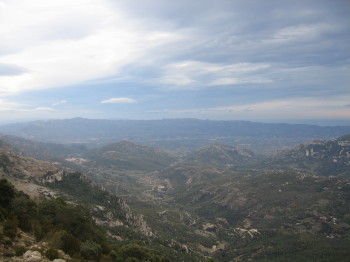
(80, 240), (102, 262)
(0, 179), (16, 208)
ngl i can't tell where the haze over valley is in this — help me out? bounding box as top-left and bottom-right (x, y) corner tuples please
(0, 0), (350, 261)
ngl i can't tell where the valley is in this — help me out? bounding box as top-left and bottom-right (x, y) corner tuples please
(0, 119), (350, 261)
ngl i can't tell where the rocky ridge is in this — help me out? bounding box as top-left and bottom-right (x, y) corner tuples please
(263, 134), (350, 176)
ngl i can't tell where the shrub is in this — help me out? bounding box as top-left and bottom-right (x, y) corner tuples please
(51, 230), (80, 256)
(45, 248), (59, 260)
(0, 179), (16, 208)
(15, 246), (27, 256)
(80, 240), (102, 262)
(3, 217), (18, 239)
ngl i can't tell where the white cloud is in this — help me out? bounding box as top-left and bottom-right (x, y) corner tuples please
(169, 96), (350, 119)
(156, 61), (271, 89)
(52, 100), (67, 106)
(0, 99), (24, 111)
(101, 97), (136, 104)
(0, 0), (181, 96)
(0, 99), (55, 113)
(268, 23), (336, 44)
(32, 107), (55, 112)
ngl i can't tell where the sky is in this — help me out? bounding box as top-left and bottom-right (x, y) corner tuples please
(0, 0), (349, 125)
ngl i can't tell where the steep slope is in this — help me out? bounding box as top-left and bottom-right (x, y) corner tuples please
(183, 143), (257, 170)
(0, 134), (87, 170)
(0, 179), (173, 262)
(0, 141), (153, 237)
(0, 147), (57, 179)
(85, 140), (177, 171)
(262, 134), (350, 177)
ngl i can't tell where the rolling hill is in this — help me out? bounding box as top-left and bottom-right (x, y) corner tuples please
(84, 140), (177, 171)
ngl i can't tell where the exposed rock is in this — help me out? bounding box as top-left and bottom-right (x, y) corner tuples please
(43, 170), (65, 183)
(181, 244), (189, 253)
(196, 241), (226, 254)
(22, 250), (48, 262)
(57, 250), (70, 261)
(233, 228), (260, 239)
(118, 198), (154, 236)
(94, 217), (123, 227)
(203, 223), (216, 232)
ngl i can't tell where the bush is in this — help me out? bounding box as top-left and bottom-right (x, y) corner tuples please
(0, 179), (16, 208)
(45, 248), (59, 260)
(3, 217), (18, 239)
(12, 194), (37, 231)
(80, 240), (102, 262)
(15, 246), (27, 256)
(4, 239), (13, 246)
(115, 243), (171, 262)
(51, 230), (80, 256)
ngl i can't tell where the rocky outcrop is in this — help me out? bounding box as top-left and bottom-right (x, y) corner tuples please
(7, 250), (66, 262)
(118, 198), (154, 236)
(23, 251), (47, 262)
(43, 170), (65, 183)
(233, 228), (260, 239)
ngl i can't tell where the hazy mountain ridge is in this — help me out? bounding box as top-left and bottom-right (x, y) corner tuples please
(84, 140), (177, 171)
(262, 134), (350, 177)
(183, 143), (257, 170)
(1, 118), (349, 154)
(0, 147), (58, 180)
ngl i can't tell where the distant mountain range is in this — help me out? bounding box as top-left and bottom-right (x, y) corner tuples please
(1, 131), (349, 177)
(1, 118), (349, 154)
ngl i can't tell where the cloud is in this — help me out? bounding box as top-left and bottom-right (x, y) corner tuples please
(155, 61), (272, 89)
(32, 107), (55, 112)
(0, 63), (28, 76)
(101, 97), (136, 104)
(0, 0), (349, 123)
(268, 23), (335, 44)
(0, 99), (55, 113)
(0, 0), (181, 96)
(0, 99), (24, 112)
(166, 95), (350, 120)
(51, 100), (67, 106)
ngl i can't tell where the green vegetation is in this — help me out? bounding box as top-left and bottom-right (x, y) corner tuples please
(0, 179), (172, 261)
(86, 140), (176, 171)
(218, 232), (350, 262)
(2, 133), (350, 261)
